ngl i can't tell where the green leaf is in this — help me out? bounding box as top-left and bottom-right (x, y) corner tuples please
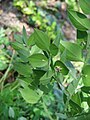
(79, 0), (90, 14)
(71, 93), (81, 106)
(82, 65), (90, 86)
(40, 70), (54, 85)
(34, 29), (50, 51)
(77, 30), (87, 49)
(49, 44), (58, 56)
(11, 41), (24, 50)
(0, 55), (8, 71)
(53, 31), (61, 47)
(19, 86), (42, 104)
(68, 9), (90, 31)
(11, 41), (30, 58)
(18, 117), (27, 120)
(28, 32), (35, 46)
(54, 60), (69, 75)
(14, 62), (32, 76)
(81, 86), (90, 94)
(60, 41), (83, 61)
(29, 53), (48, 68)
(14, 34), (23, 44)
(30, 45), (42, 55)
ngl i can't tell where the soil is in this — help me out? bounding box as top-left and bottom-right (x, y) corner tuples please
(0, 0), (33, 33)
(0, 0), (76, 40)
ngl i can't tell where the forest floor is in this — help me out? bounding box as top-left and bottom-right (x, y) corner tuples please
(0, 0), (76, 41)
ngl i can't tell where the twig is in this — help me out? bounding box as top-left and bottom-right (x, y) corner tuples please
(0, 51), (15, 91)
(42, 97), (54, 120)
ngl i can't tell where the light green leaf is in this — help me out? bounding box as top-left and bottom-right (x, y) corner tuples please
(68, 10), (90, 31)
(40, 70), (54, 85)
(77, 30), (87, 42)
(19, 86), (42, 104)
(18, 117), (27, 120)
(29, 53), (48, 68)
(82, 65), (90, 86)
(34, 29), (50, 51)
(79, 0), (90, 14)
(9, 107), (15, 118)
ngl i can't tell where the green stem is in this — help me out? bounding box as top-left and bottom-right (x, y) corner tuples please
(0, 51), (15, 91)
(42, 97), (54, 120)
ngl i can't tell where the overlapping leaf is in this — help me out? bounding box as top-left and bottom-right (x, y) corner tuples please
(68, 10), (90, 31)
(29, 53), (48, 68)
(60, 41), (83, 61)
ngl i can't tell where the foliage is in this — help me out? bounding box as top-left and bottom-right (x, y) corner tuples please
(0, 0), (90, 120)
(0, 28), (9, 71)
(11, 0), (90, 119)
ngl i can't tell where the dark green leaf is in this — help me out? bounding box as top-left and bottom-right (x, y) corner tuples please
(34, 29), (50, 51)
(81, 86), (90, 94)
(68, 10), (90, 31)
(49, 44), (58, 56)
(22, 26), (28, 45)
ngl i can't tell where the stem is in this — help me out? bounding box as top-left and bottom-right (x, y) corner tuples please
(42, 97), (54, 120)
(0, 51), (15, 91)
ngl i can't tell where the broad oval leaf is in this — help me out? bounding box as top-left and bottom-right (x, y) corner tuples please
(29, 53), (48, 68)
(82, 65), (90, 86)
(19, 87), (42, 104)
(79, 0), (90, 14)
(60, 41), (83, 61)
(68, 10), (90, 31)
(14, 62), (32, 77)
(34, 29), (50, 51)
